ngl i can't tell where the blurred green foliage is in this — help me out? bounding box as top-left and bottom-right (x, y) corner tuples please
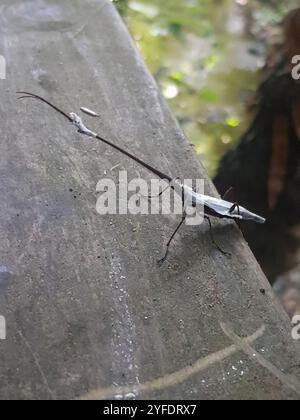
(112, 0), (297, 176)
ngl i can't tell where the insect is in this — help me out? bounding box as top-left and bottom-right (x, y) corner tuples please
(17, 92), (266, 265)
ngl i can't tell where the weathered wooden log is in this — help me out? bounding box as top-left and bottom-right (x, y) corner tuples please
(0, 0), (299, 400)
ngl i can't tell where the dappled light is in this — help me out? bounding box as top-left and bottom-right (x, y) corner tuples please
(114, 0), (297, 175)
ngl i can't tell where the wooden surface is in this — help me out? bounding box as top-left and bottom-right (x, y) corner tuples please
(0, 0), (300, 400)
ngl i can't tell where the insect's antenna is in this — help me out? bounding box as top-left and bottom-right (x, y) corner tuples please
(17, 95), (36, 100)
(17, 92), (173, 182)
(16, 91), (73, 123)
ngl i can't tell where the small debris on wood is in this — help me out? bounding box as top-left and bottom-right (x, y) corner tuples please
(80, 107), (100, 117)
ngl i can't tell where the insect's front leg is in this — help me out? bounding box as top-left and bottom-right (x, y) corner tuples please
(158, 211), (187, 266)
(229, 202), (241, 216)
(204, 216), (231, 256)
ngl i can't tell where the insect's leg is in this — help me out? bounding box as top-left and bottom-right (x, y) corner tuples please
(141, 177), (180, 200)
(204, 216), (230, 256)
(158, 212), (187, 266)
(223, 189), (241, 217)
(229, 203), (240, 216)
(222, 186), (234, 201)
(144, 184), (170, 200)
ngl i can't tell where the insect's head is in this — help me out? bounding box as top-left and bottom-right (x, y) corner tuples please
(230, 205), (266, 224)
